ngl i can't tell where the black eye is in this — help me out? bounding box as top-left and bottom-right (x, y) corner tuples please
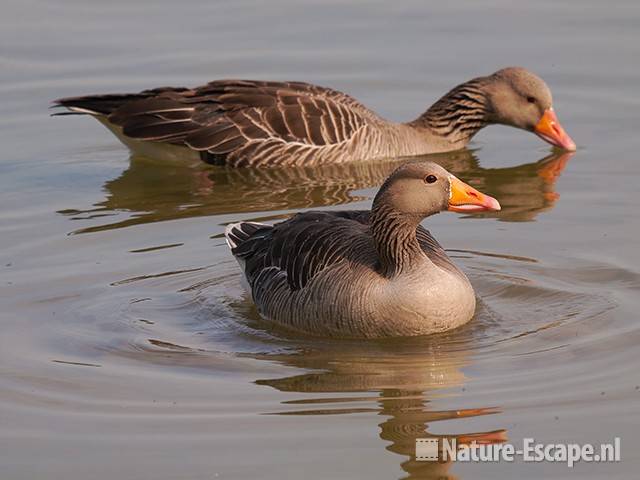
(527, 96), (536, 104)
(425, 175), (437, 184)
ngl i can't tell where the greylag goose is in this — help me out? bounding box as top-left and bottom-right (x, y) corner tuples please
(225, 161), (501, 338)
(54, 67), (575, 167)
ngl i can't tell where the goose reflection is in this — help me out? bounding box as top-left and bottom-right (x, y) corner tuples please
(250, 334), (506, 480)
(59, 151), (573, 234)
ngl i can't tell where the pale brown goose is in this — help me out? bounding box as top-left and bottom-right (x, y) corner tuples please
(54, 67), (575, 167)
(225, 161), (501, 338)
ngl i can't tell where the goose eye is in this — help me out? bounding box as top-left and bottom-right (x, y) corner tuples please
(425, 174), (437, 184)
(526, 96), (536, 104)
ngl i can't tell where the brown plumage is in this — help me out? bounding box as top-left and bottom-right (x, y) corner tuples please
(53, 67), (575, 167)
(225, 161), (501, 338)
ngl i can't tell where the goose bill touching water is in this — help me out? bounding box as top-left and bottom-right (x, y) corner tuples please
(225, 161), (501, 338)
(54, 67), (575, 167)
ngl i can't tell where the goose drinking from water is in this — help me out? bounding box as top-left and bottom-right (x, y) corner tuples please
(54, 67), (575, 167)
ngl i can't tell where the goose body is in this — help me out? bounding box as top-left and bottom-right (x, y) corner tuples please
(225, 162), (501, 338)
(54, 67), (575, 167)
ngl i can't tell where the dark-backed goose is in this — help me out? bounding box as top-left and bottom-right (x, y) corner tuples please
(225, 161), (501, 338)
(54, 67), (575, 167)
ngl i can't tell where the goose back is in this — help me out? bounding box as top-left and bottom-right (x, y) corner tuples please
(56, 80), (417, 167)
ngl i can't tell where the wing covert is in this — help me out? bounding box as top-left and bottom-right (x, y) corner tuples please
(232, 211), (372, 291)
(105, 80), (383, 163)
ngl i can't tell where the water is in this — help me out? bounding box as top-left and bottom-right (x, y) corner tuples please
(1, 0), (640, 478)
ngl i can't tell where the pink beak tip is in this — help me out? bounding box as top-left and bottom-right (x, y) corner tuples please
(487, 196), (501, 212)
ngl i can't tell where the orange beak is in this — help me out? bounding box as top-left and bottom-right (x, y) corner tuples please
(534, 108), (576, 151)
(448, 176), (501, 213)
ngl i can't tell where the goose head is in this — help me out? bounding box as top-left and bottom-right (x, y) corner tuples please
(485, 67), (576, 151)
(373, 162), (501, 218)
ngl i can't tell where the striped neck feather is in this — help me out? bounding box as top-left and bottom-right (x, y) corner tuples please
(410, 78), (491, 146)
(370, 203), (425, 277)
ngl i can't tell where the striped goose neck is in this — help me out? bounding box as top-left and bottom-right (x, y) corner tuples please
(410, 77), (491, 146)
(370, 203), (425, 278)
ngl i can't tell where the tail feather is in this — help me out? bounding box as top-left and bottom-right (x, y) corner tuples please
(52, 93), (148, 116)
(225, 221), (269, 250)
(52, 86), (191, 116)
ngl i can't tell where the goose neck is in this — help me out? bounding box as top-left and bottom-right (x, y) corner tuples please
(408, 77), (491, 147)
(370, 203), (425, 277)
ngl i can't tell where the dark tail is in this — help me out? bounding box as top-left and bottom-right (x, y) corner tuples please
(224, 222), (270, 250)
(51, 93), (147, 116)
(51, 86), (189, 116)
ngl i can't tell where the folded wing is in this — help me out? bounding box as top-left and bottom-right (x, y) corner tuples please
(228, 210), (455, 292)
(55, 80), (383, 166)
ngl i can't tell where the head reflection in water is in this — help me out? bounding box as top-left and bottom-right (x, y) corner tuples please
(251, 332), (506, 479)
(59, 150), (573, 234)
